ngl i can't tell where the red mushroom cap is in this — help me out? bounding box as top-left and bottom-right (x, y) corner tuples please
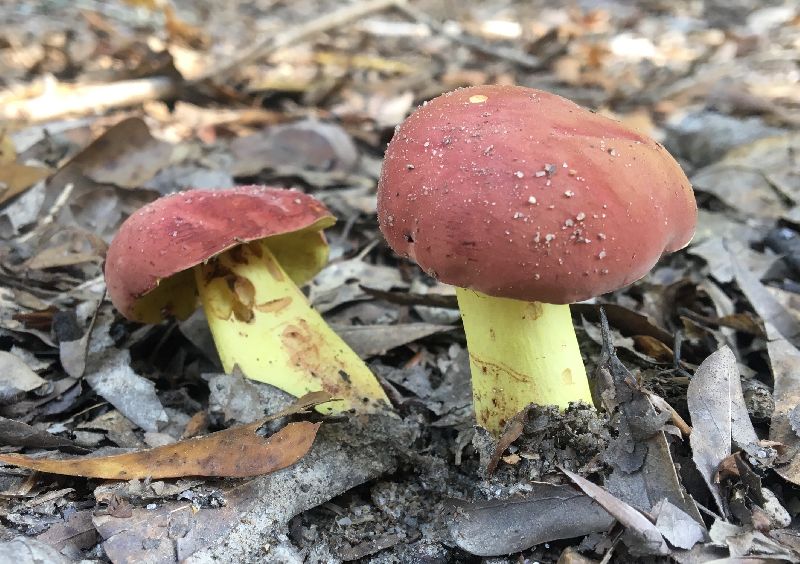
(105, 185), (335, 323)
(377, 85), (697, 304)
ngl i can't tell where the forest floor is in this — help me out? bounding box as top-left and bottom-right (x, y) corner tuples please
(1, 0), (799, 562)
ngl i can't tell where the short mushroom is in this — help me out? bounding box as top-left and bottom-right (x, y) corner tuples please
(377, 85), (696, 433)
(105, 185), (388, 412)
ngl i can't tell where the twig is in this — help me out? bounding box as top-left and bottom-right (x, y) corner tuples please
(391, 0), (543, 70)
(693, 499), (724, 521)
(16, 182), (75, 244)
(599, 530), (622, 564)
(1, 78), (177, 123)
(2, 1), (395, 122)
(643, 390), (692, 437)
(197, 0), (400, 82)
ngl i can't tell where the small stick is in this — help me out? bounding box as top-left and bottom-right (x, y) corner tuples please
(198, 0), (400, 82)
(17, 182), (75, 244)
(1, 78), (177, 123)
(3, 0), (397, 122)
(391, 0), (543, 70)
(643, 389), (693, 437)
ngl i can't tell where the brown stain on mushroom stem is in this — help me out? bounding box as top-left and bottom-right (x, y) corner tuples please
(524, 302), (543, 321)
(468, 352), (531, 384)
(281, 319), (344, 395)
(265, 255), (286, 282)
(255, 296), (292, 313)
(233, 276), (255, 307)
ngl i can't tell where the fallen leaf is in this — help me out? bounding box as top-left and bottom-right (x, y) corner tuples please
(229, 120), (359, 177)
(85, 350), (168, 433)
(0, 536), (72, 564)
(561, 467), (669, 556)
(0, 177), (46, 237)
(573, 302), (674, 344)
(78, 410), (144, 449)
(485, 406), (529, 476)
(0, 392), (324, 479)
(334, 323), (453, 357)
(163, 5), (207, 48)
(448, 482), (614, 557)
(359, 286), (458, 309)
(0, 416), (80, 451)
(689, 237), (775, 284)
(36, 509), (96, 552)
(0, 351), (47, 401)
(690, 134), (800, 219)
(0, 130), (51, 205)
(596, 311), (703, 525)
(766, 323), (800, 486)
(632, 334), (674, 363)
(709, 520), (798, 560)
(67, 117), (173, 189)
(59, 297), (101, 379)
(652, 499), (707, 550)
(95, 415), (402, 563)
(731, 249), (800, 347)
(687, 347), (735, 511)
(310, 258), (407, 313)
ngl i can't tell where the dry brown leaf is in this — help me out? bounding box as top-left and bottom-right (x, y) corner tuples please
(766, 324), (800, 486)
(0, 131), (51, 205)
(0, 421), (320, 479)
(163, 5), (208, 48)
(632, 334), (674, 363)
(122, 0), (160, 9)
(486, 406), (528, 475)
(68, 117), (173, 189)
(0, 392), (330, 479)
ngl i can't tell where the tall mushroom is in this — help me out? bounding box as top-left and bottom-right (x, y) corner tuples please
(105, 185), (388, 412)
(377, 85), (696, 433)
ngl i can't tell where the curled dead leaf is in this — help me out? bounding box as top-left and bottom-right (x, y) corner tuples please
(0, 392), (330, 479)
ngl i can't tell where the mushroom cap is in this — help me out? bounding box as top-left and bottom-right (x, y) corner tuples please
(105, 186), (335, 323)
(377, 85), (697, 304)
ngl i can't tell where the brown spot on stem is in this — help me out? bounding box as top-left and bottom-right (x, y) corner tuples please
(265, 255), (285, 282)
(230, 275), (256, 322)
(233, 276), (255, 307)
(281, 320), (343, 395)
(204, 278), (234, 320)
(228, 245), (246, 264)
(524, 302), (543, 320)
(247, 240), (264, 258)
(562, 368), (573, 385)
(255, 296), (292, 313)
(469, 353), (531, 384)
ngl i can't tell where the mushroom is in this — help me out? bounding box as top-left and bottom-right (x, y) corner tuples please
(105, 185), (388, 412)
(377, 85), (696, 433)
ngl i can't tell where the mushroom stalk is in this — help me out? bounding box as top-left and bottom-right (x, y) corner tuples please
(456, 288), (593, 434)
(194, 239), (388, 413)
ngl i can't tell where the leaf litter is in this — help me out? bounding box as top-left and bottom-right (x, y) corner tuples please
(0, 392), (328, 479)
(1, 0), (800, 562)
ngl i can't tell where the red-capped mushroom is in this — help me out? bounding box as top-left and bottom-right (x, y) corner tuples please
(105, 185), (388, 412)
(377, 85), (696, 433)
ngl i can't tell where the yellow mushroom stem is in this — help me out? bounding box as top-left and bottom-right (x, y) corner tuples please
(193, 239), (389, 413)
(455, 288), (593, 435)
